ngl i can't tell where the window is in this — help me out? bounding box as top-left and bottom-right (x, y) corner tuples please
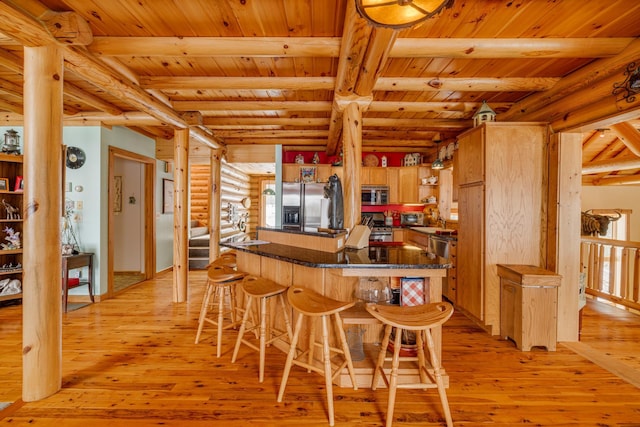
(261, 180), (276, 227)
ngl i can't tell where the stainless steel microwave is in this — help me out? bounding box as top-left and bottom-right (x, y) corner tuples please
(361, 185), (388, 205)
(400, 212), (425, 226)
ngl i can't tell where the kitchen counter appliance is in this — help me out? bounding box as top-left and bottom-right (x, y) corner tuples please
(282, 182), (327, 231)
(400, 212), (425, 226)
(361, 185), (388, 205)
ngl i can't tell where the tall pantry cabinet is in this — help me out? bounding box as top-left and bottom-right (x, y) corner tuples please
(457, 122), (548, 335)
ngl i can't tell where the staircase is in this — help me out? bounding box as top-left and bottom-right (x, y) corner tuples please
(189, 220), (210, 270)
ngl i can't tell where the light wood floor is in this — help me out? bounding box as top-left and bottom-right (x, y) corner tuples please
(1, 270), (639, 426)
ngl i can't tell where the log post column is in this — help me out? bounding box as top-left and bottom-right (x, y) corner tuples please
(208, 148), (222, 261)
(173, 129), (189, 302)
(337, 96), (371, 231)
(22, 45), (64, 401)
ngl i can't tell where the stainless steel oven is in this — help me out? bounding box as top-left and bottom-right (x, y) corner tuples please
(369, 226), (393, 242)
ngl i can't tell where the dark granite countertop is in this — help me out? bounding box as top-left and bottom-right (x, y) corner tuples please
(257, 226), (346, 239)
(222, 241), (450, 269)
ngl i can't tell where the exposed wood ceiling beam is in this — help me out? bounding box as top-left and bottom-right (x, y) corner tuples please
(502, 39), (640, 121)
(174, 100), (333, 112)
(0, 2), (222, 150)
(201, 116), (469, 129)
(582, 156), (640, 175)
(87, 36), (633, 59)
(591, 174), (640, 186)
(611, 122), (640, 157)
(139, 76), (559, 92)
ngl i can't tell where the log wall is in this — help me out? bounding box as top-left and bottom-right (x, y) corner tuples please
(190, 162), (251, 243)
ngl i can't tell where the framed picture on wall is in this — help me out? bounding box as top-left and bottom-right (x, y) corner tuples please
(113, 175), (122, 213)
(300, 166), (316, 183)
(162, 178), (174, 214)
(0, 178), (8, 191)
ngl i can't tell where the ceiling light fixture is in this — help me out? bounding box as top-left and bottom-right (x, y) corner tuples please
(431, 135), (444, 170)
(613, 62), (640, 103)
(355, 0), (454, 29)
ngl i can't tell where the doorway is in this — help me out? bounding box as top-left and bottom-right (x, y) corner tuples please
(108, 147), (156, 296)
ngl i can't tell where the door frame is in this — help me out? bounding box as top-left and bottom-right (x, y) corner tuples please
(108, 146), (156, 297)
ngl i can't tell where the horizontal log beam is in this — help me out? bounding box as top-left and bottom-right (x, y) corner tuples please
(140, 75), (559, 92)
(582, 156), (640, 175)
(591, 174), (640, 186)
(87, 36), (633, 59)
(140, 76), (336, 90)
(611, 122), (640, 157)
(375, 77), (560, 92)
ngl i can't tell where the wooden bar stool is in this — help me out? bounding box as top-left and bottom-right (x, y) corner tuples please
(366, 302), (454, 427)
(231, 275), (293, 382)
(194, 263), (246, 357)
(277, 286), (358, 426)
(208, 251), (237, 269)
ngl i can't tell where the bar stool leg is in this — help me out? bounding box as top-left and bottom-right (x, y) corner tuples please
(195, 282), (214, 344)
(258, 295), (268, 383)
(372, 324), (393, 390)
(425, 329), (453, 427)
(216, 285), (226, 358)
(320, 315), (335, 426)
(334, 313), (358, 390)
(231, 294), (254, 364)
(277, 293), (294, 343)
(277, 313), (304, 402)
(385, 327), (404, 427)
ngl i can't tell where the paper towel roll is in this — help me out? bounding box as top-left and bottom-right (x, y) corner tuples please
(320, 198), (330, 228)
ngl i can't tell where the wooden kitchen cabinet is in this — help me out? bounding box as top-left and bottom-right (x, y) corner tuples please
(361, 167), (387, 185)
(283, 163), (332, 183)
(457, 123), (548, 335)
(443, 239), (457, 304)
(397, 167), (418, 203)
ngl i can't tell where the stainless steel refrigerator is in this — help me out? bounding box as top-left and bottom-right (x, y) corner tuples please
(281, 182), (327, 231)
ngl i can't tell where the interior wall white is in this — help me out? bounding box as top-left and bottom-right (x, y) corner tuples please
(113, 157), (144, 272)
(156, 158), (174, 271)
(581, 185), (640, 241)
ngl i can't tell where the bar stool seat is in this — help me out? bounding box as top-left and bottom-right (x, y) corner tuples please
(208, 251), (237, 269)
(277, 286), (358, 426)
(231, 275), (293, 382)
(194, 263), (246, 357)
(366, 302), (454, 427)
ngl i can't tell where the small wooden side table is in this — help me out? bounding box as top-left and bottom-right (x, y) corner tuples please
(62, 252), (94, 312)
(498, 264), (561, 351)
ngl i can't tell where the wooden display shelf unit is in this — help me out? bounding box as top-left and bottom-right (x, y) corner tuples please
(0, 152), (23, 305)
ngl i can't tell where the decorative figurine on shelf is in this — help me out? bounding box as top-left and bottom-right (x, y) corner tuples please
(61, 202), (81, 255)
(294, 153), (304, 164)
(1, 129), (21, 155)
(312, 151), (320, 164)
(2, 199), (20, 220)
(1, 226), (21, 250)
(0, 278), (21, 296)
(473, 100), (497, 127)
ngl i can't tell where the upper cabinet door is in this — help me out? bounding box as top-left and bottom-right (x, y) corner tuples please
(458, 126), (485, 186)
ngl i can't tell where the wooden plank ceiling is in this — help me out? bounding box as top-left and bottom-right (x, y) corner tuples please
(0, 0), (639, 184)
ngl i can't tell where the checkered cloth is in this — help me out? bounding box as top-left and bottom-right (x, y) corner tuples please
(401, 278), (425, 306)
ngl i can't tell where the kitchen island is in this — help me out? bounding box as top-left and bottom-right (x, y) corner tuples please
(223, 236), (450, 387)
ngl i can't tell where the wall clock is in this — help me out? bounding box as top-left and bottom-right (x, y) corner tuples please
(66, 146), (86, 169)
